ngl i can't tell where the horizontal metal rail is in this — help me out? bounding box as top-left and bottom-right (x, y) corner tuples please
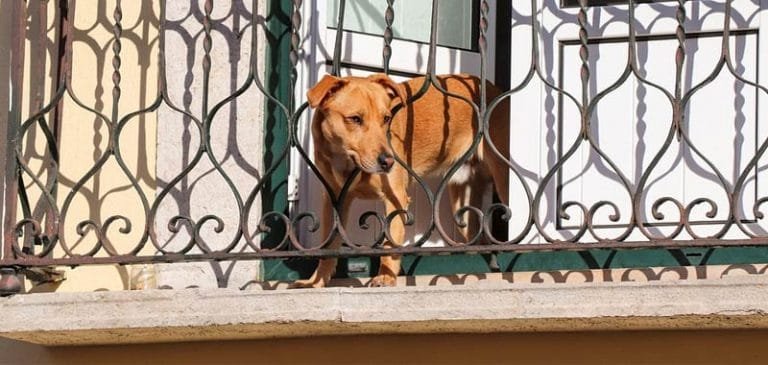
(3, 236), (768, 269)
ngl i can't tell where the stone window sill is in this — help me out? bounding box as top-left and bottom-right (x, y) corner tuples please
(2, 265), (768, 346)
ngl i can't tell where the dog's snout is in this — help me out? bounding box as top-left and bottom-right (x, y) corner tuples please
(378, 153), (394, 172)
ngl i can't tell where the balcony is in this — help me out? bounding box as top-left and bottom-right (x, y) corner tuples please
(2, 0), (768, 346)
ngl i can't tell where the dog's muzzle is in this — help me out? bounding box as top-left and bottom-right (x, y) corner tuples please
(377, 153), (395, 173)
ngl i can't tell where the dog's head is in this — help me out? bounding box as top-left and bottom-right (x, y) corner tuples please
(308, 73), (406, 174)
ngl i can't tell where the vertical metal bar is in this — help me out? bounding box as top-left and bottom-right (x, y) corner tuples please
(17, 0), (39, 252)
(0, 0), (27, 295)
(578, 0), (589, 138)
(202, 0), (213, 121)
(289, 0), (302, 110)
(44, 0), (66, 241)
(288, 0), (303, 223)
(479, 0), (489, 108)
(673, 0), (686, 140)
(112, 0), (123, 124)
(17, 174), (36, 253)
(489, 0), (511, 244)
(331, 0), (346, 77)
(52, 0), (72, 143)
(674, 0), (686, 100)
(30, 0), (47, 112)
(426, 0), (439, 77)
(382, 0), (394, 75)
(260, 0), (291, 254)
(627, 0), (637, 69)
(158, 0), (167, 97)
(530, 0), (541, 67)
(722, 0), (732, 56)
(4, 0), (27, 260)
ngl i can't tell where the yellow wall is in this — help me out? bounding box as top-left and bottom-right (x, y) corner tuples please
(2, 331), (767, 364)
(8, 0), (265, 293)
(12, 1), (158, 292)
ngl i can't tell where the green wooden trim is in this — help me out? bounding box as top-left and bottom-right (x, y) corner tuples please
(263, 247), (768, 282)
(262, 0), (292, 278)
(400, 247), (768, 277)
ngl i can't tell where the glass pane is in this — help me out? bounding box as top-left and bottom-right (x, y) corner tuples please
(327, 0), (477, 51)
(561, 0), (669, 7)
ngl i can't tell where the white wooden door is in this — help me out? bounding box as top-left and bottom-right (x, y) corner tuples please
(507, 1), (767, 243)
(296, 0), (498, 248)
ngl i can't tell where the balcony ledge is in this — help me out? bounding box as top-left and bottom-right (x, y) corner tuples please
(2, 274), (768, 346)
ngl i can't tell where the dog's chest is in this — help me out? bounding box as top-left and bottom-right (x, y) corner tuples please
(448, 163), (474, 185)
(327, 161), (380, 198)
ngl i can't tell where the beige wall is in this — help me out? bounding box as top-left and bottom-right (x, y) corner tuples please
(2, 331), (767, 364)
(57, 0), (159, 292)
(8, 0), (265, 293)
(9, 0), (159, 292)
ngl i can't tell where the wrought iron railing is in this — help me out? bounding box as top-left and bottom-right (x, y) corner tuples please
(2, 0), (768, 294)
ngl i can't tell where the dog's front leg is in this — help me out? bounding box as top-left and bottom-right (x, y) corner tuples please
(371, 179), (409, 287)
(288, 192), (348, 289)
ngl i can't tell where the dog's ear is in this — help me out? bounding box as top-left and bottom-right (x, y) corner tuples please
(307, 75), (347, 108)
(368, 73), (406, 107)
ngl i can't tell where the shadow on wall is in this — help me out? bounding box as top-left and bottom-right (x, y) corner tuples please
(8, 0), (768, 291)
(12, 1), (269, 291)
(244, 262), (768, 290)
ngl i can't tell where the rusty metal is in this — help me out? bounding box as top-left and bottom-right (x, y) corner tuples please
(331, 0), (346, 76)
(112, 0), (123, 122)
(3, 0), (768, 282)
(0, 268), (22, 296)
(382, 0), (394, 75)
(1, 0), (26, 297)
(2, 235), (768, 269)
(52, 0), (71, 146)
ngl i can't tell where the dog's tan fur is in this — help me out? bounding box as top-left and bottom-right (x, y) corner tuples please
(290, 73), (509, 288)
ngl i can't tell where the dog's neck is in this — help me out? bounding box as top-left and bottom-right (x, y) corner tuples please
(317, 148), (359, 187)
(330, 153), (356, 175)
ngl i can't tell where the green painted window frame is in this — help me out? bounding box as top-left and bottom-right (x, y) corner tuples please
(261, 0), (294, 280)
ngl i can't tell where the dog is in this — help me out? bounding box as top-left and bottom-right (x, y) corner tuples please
(289, 73), (509, 288)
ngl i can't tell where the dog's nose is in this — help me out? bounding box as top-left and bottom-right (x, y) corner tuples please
(378, 153), (394, 172)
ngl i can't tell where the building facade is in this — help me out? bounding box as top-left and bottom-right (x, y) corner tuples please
(3, 0), (768, 363)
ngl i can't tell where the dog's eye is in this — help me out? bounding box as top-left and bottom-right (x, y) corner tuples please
(383, 115), (392, 124)
(348, 116), (363, 125)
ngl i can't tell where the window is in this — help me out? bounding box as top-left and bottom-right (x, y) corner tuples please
(561, 0), (669, 7)
(327, 0), (479, 51)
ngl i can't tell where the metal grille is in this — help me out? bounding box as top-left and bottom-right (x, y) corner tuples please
(2, 0), (768, 292)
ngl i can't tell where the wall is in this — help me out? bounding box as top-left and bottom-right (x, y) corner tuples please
(3, 0), (266, 292)
(5, 0), (160, 292)
(153, 0), (265, 290)
(1, 331), (767, 364)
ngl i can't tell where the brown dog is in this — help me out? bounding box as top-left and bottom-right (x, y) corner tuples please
(289, 73), (509, 288)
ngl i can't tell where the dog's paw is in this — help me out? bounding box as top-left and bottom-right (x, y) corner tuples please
(287, 279), (325, 289)
(369, 274), (397, 287)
